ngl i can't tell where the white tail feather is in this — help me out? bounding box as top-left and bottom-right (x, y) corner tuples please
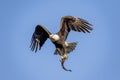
(66, 42), (77, 53)
(54, 42), (77, 55)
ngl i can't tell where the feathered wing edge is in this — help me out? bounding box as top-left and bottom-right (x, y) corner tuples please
(57, 16), (93, 41)
(30, 25), (51, 52)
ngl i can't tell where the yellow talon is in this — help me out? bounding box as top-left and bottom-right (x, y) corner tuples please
(63, 54), (68, 60)
(60, 54), (68, 62)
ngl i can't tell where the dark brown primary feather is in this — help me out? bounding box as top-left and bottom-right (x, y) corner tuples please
(57, 16), (93, 41)
(30, 25), (51, 52)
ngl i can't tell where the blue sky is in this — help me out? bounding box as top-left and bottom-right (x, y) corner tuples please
(0, 0), (120, 80)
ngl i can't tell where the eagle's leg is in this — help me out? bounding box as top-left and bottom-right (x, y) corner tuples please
(59, 44), (72, 72)
(60, 44), (68, 62)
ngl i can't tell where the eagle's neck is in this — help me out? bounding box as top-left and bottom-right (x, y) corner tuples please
(49, 34), (60, 42)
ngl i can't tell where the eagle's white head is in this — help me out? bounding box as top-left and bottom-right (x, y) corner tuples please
(49, 34), (60, 42)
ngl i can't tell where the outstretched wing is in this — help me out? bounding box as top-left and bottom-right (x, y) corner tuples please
(30, 25), (51, 52)
(57, 16), (93, 41)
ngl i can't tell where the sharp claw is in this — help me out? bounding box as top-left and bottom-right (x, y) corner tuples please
(60, 54), (68, 62)
(63, 54), (68, 60)
(60, 54), (72, 72)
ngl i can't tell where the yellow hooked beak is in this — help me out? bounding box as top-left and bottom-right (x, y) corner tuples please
(49, 34), (53, 38)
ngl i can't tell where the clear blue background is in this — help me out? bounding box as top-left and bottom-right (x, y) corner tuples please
(0, 0), (120, 80)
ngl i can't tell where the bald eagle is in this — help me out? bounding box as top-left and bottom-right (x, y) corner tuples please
(30, 16), (93, 71)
